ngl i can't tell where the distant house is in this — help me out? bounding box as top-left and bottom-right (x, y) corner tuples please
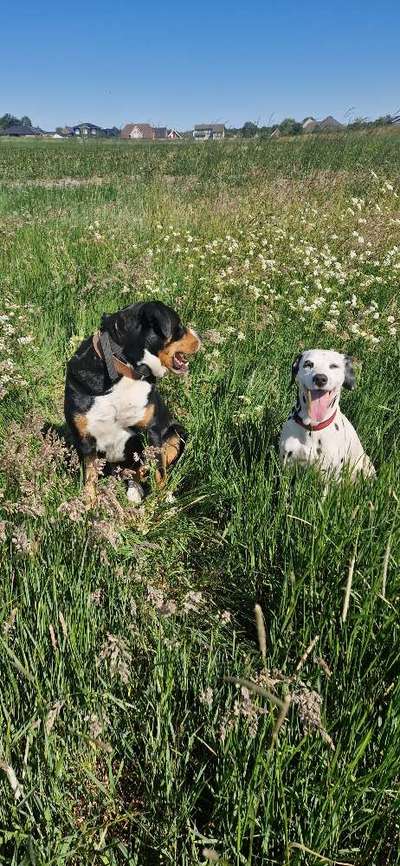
(0, 125), (43, 137)
(302, 117), (318, 132)
(193, 123), (225, 140)
(56, 126), (74, 137)
(103, 127), (120, 137)
(270, 127), (281, 138)
(153, 127), (182, 140)
(318, 115), (343, 131)
(121, 123), (155, 140)
(391, 115), (400, 125)
(72, 123), (104, 137)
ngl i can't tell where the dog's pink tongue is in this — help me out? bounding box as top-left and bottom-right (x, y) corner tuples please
(309, 390), (332, 422)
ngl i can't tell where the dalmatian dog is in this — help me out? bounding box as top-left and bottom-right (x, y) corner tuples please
(279, 349), (375, 479)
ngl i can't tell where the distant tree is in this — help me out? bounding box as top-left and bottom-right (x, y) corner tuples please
(279, 118), (302, 136)
(225, 126), (241, 138)
(347, 118), (366, 130)
(258, 125), (274, 138)
(372, 115), (392, 127)
(242, 121), (258, 138)
(0, 113), (19, 129)
(347, 115), (392, 131)
(0, 113), (33, 129)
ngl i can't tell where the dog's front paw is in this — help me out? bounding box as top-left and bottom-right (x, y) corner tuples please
(126, 480), (144, 505)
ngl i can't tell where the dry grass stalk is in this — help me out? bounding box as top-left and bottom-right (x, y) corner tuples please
(49, 624), (58, 651)
(289, 841), (354, 865)
(316, 657), (332, 678)
(271, 693), (291, 746)
(254, 604), (267, 663)
(58, 611), (68, 638)
(342, 545), (357, 623)
(45, 701), (64, 735)
(295, 634), (320, 673)
(224, 676), (285, 709)
(319, 728), (336, 751)
(0, 760), (24, 801)
(381, 536), (391, 599)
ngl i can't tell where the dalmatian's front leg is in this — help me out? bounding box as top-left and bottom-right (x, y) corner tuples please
(280, 431), (312, 468)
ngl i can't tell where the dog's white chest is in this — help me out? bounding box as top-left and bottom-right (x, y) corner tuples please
(280, 413), (346, 470)
(279, 410), (374, 478)
(86, 378), (152, 461)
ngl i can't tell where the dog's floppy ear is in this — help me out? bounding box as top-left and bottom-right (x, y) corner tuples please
(101, 311), (114, 331)
(291, 353), (303, 385)
(100, 310), (128, 342)
(139, 301), (173, 341)
(343, 354), (356, 390)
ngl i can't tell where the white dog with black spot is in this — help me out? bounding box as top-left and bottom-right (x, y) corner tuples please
(279, 349), (375, 479)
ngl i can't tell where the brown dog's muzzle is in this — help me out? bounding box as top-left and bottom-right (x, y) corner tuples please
(158, 328), (201, 375)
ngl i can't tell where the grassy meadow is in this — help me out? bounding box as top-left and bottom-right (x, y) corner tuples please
(0, 133), (399, 865)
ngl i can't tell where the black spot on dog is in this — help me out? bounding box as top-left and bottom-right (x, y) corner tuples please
(318, 438), (322, 446)
(287, 450), (293, 457)
(317, 447), (322, 455)
(341, 457), (344, 463)
(335, 423), (339, 431)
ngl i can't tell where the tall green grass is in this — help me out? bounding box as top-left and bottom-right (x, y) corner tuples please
(0, 136), (399, 865)
(1, 129), (400, 184)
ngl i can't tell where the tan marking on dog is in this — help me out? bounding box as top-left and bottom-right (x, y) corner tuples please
(158, 329), (201, 371)
(74, 413), (89, 438)
(135, 403), (155, 429)
(155, 432), (182, 486)
(134, 468), (148, 485)
(83, 454), (98, 508)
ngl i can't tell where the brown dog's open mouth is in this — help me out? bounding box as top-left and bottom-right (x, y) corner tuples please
(172, 351), (189, 374)
(158, 328), (201, 374)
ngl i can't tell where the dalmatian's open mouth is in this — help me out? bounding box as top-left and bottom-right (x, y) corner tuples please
(306, 388), (337, 422)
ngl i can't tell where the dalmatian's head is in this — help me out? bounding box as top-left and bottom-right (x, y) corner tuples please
(291, 349), (355, 423)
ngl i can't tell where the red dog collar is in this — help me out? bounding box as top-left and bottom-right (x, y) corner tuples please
(293, 409), (337, 432)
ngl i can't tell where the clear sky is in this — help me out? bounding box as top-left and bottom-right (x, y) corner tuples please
(2, 0), (399, 130)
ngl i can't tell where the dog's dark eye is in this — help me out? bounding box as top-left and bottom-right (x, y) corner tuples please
(303, 360), (314, 369)
(329, 363), (339, 369)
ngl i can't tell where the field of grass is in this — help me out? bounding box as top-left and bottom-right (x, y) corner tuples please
(0, 133), (399, 865)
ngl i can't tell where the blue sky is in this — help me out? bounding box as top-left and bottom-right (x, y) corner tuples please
(2, 0), (399, 130)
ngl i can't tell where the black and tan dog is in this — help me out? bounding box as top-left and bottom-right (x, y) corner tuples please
(64, 300), (201, 504)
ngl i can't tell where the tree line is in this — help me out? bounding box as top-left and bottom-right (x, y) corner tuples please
(0, 112), (396, 139)
(0, 114), (33, 129)
(225, 115), (394, 138)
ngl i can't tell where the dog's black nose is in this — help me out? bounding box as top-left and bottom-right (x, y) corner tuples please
(313, 373), (328, 388)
